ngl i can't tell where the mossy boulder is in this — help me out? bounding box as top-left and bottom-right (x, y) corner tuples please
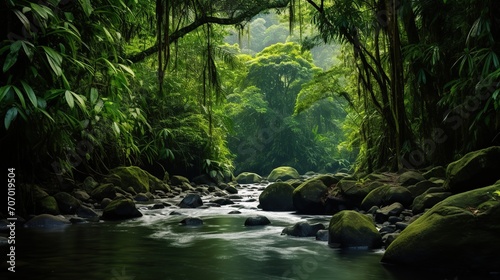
(259, 182), (295, 211)
(311, 174), (339, 187)
(90, 183), (118, 201)
(170, 175), (191, 186)
(104, 166), (150, 194)
(36, 196), (60, 215)
(407, 180), (441, 197)
(397, 170), (425, 186)
(411, 191), (453, 215)
(382, 183), (500, 271)
(53, 192), (81, 214)
(282, 222), (325, 237)
(338, 179), (382, 205)
(360, 185), (413, 210)
(101, 198), (143, 220)
(444, 146), (500, 193)
(293, 179), (328, 214)
(328, 210), (382, 249)
(268, 166), (300, 182)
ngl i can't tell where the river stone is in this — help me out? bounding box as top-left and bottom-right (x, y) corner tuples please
(101, 198), (143, 220)
(211, 198), (234, 206)
(171, 175), (191, 186)
(411, 191), (453, 215)
(103, 166), (151, 194)
(134, 193), (150, 202)
(24, 214), (71, 228)
(375, 202), (405, 223)
(178, 194), (203, 208)
(259, 182), (295, 211)
(281, 222), (325, 237)
(328, 210), (382, 249)
(224, 185), (238, 194)
(76, 205), (100, 221)
(293, 179), (328, 214)
(360, 185), (413, 210)
(316, 229), (329, 241)
(444, 146), (500, 193)
(53, 192), (81, 214)
(268, 166), (300, 182)
(422, 166), (446, 179)
(397, 170), (425, 186)
(36, 195), (60, 215)
(382, 183), (500, 271)
(91, 183), (117, 201)
(244, 215), (271, 226)
(180, 217), (203, 226)
(72, 189), (90, 202)
(235, 172), (262, 184)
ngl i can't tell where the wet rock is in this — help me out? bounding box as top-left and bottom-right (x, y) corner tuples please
(72, 189), (90, 202)
(268, 166), (300, 182)
(170, 211), (183, 215)
(382, 233), (400, 248)
(180, 217), (203, 226)
(24, 214), (71, 228)
(235, 172), (262, 184)
(412, 191), (453, 215)
(375, 202), (405, 223)
(224, 185), (238, 194)
(293, 179), (328, 214)
(101, 198), (143, 220)
(211, 198), (234, 206)
(328, 210), (382, 249)
(76, 205), (100, 222)
(228, 210), (241, 214)
(444, 146), (500, 193)
(382, 182), (500, 271)
(170, 175), (191, 186)
(259, 182), (295, 211)
(316, 229), (329, 241)
(244, 215), (271, 226)
(361, 185), (413, 210)
(398, 170), (425, 186)
(91, 184), (117, 201)
(134, 193), (150, 202)
(282, 222), (325, 237)
(103, 166), (151, 194)
(178, 194), (203, 208)
(151, 203), (165, 209)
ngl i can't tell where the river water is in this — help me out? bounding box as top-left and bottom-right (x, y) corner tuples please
(4, 183), (499, 280)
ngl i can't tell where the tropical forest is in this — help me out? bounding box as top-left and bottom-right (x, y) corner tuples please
(1, 0), (500, 279)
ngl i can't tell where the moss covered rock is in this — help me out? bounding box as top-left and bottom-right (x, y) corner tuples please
(445, 146), (500, 193)
(90, 183), (117, 201)
(36, 196), (60, 215)
(382, 183), (500, 271)
(268, 166), (300, 182)
(411, 191), (452, 214)
(53, 192), (81, 214)
(328, 210), (382, 249)
(293, 179), (328, 214)
(101, 198), (143, 220)
(170, 175), (191, 186)
(397, 170), (425, 186)
(104, 166), (151, 194)
(259, 182), (295, 211)
(360, 185), (413, 210)
(338, 179), (382, 205)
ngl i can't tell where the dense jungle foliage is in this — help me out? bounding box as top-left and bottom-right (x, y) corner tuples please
(1, 0), (499, 185)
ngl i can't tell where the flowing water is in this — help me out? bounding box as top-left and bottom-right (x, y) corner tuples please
(3, 183), (499, 280)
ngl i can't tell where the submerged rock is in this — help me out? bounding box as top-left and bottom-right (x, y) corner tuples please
(244, 215), (271, 226)
(180, 217), (203, 226)
(268, 166), (300, 182)
(281, 222), (325, 237)
(259, 182), (295, 211)
(382, 183), (500, 271)
(101, 198), (142, 220)
(328, 210), (382, 249)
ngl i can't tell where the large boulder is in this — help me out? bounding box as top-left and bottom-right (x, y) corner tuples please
(101, 198), (143, 220)
(103, 166), (151, 194)
(30, 185), (60, 215)
(360, 185), (413, 210)
(382, 183), (500, 271)
(24, 214), (71, 228)
(411, 191), (453, 215)
(293, 179), (328, 214)
(90, 183), (118, 201)
(397, 170), (425, 186)
(444, 146), (500, 193)
(178, 194), (203, 208)
(268, 166), (300, 182)
(259, 182), (295, 211)
(235, 172), (262, 184)
(338, 179), (382, 205)
(328, 210), (382, 249)
(53, 192), (81, 214)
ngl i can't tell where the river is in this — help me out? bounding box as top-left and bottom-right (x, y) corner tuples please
(4, 183), (499, 280)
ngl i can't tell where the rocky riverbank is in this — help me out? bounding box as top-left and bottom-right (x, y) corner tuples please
(1, 146), (500, 275)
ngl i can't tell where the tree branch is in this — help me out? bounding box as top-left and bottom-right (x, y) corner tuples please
(127, 1), (290, 63)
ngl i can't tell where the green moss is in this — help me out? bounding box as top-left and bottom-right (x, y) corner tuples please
(382, 183), (500, 270)
(328, 210), (381, 249)
(360, 185), (413, 210)
(36, 196), (60, 215)
(293, 179), (327, 214)
(259, 182), (295, 211)
(104, 166), (150, 193)
(268, 166), (300, 182)
(235, 172), (262, 184)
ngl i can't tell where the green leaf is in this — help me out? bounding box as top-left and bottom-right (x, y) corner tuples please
(12, 86), (26, 109)
(90, 87), (98, 104)
(37, 107), (54, 122)
(42, 46), (63, 77)
(13, 10), (30, 32)
(112, 122), (120, 135)
(3, 41), (22, 73)
(0, 85), (11, 102)
(79, 0), (93, 17)
(118, 64), (135, 77)
(20, 81), (37, 108)
(4, 107), (18, 130)
(71, 91), (87, 111)
(65, 90), (74, 108)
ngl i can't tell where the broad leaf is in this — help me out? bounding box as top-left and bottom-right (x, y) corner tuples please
(65, 90), (74, 108)
(42, 46), (63, 77)
(4, 107), (18, 130)
(21, 81), (37, 108)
